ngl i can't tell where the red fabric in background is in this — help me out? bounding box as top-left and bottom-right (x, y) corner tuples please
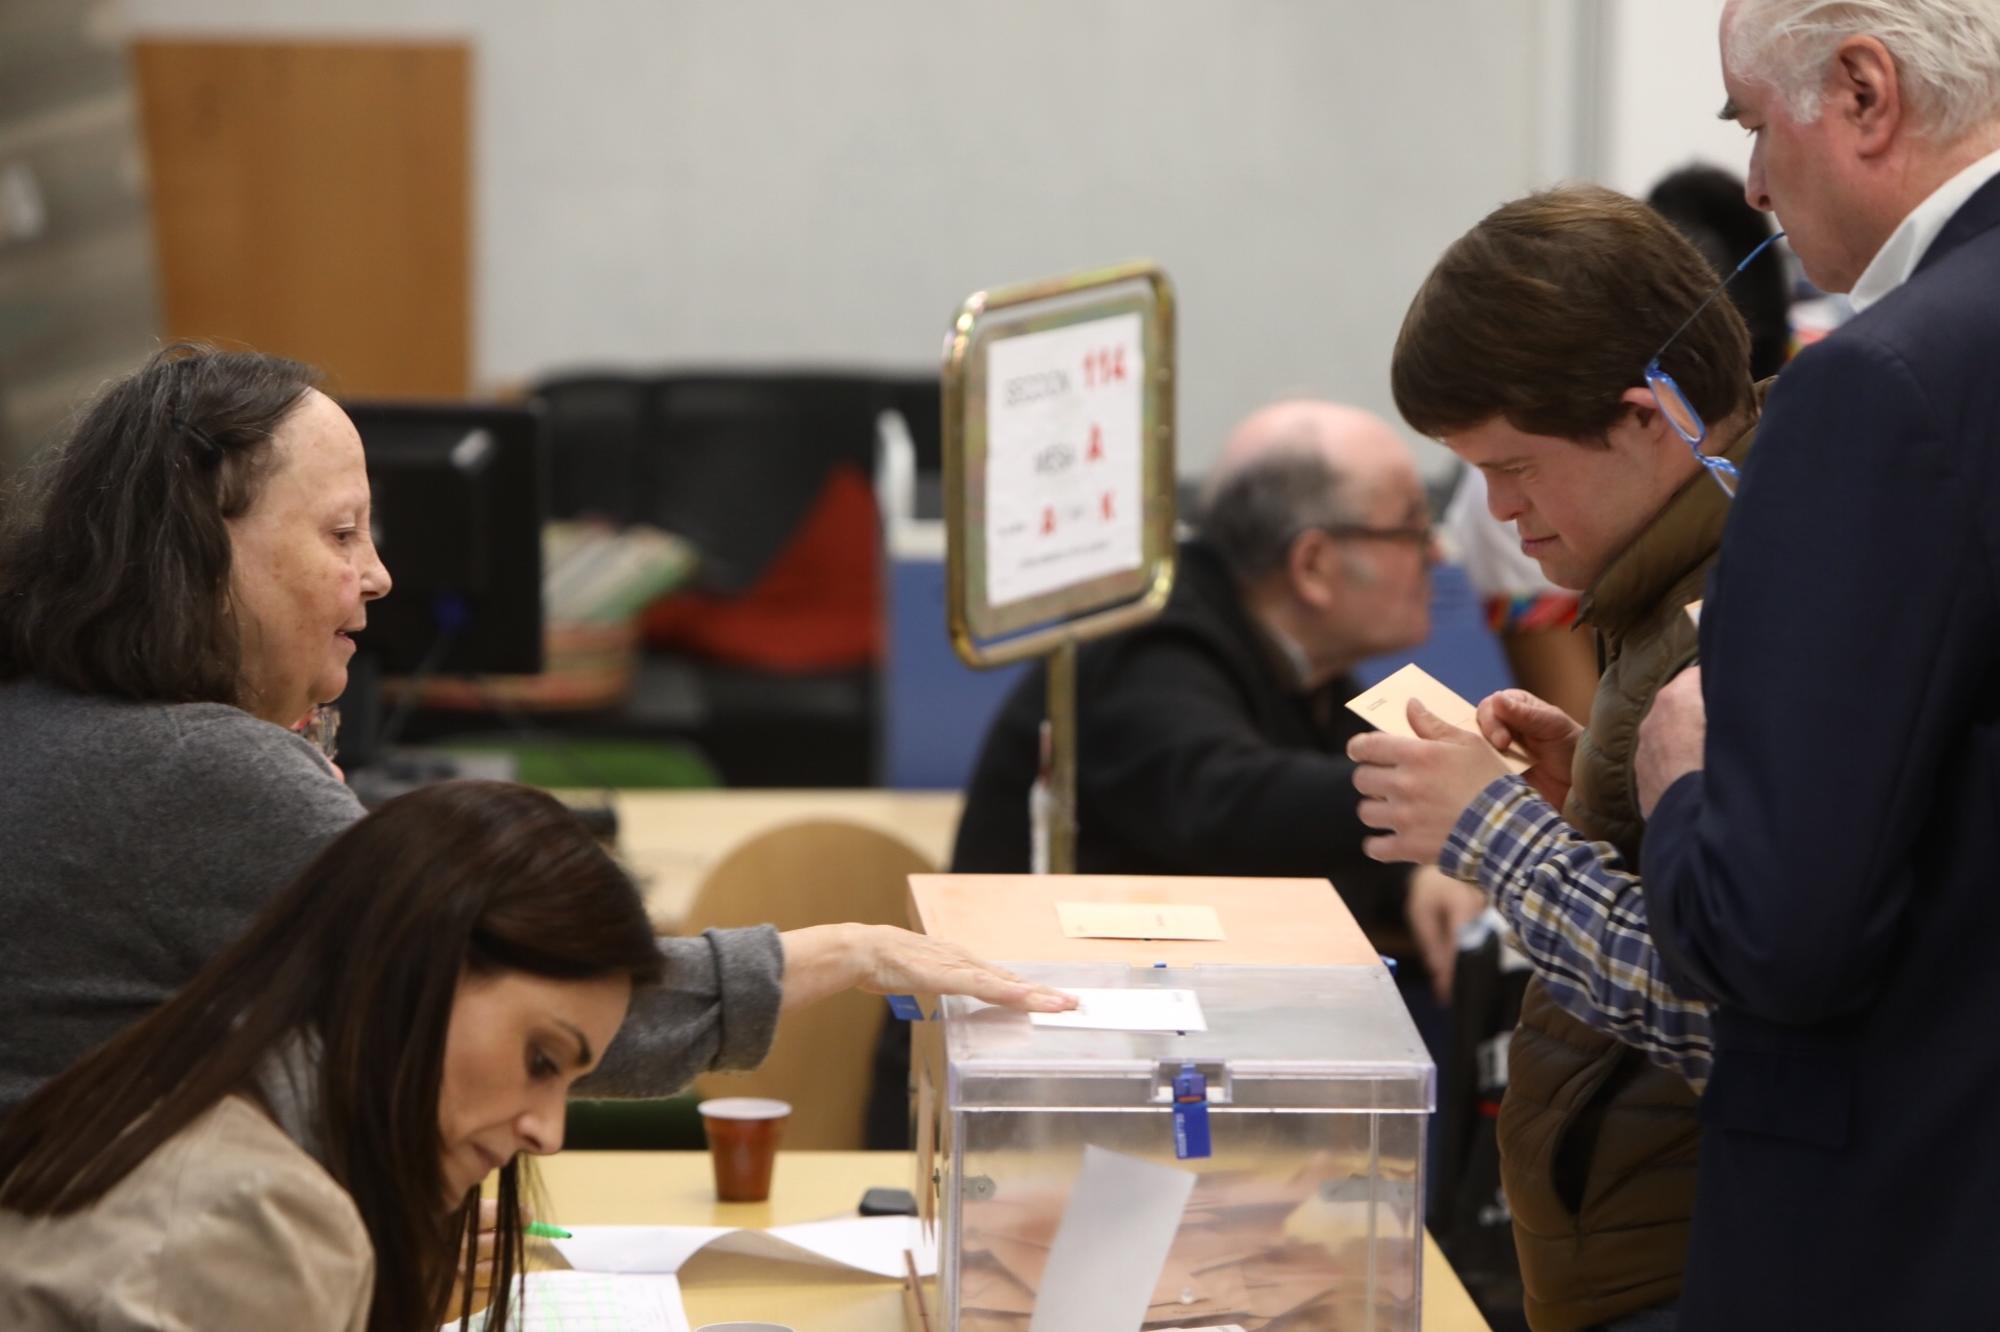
(641, 463), (881, 671)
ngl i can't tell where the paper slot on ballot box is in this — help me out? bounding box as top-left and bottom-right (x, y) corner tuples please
(1056, 901), (1225, 941)
(1346, 663), (1530, 773)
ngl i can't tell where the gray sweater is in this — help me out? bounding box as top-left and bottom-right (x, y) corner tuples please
(0, 679), (782, 1122)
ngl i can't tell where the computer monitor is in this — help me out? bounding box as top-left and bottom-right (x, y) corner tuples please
(346, 399), (546, 676)
(333, 400), (545, 775)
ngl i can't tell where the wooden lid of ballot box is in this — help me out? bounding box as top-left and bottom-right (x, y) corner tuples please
(906, 873), (1379, 967)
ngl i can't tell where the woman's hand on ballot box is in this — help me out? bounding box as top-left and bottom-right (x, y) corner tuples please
(779, 924), (1078, 1014)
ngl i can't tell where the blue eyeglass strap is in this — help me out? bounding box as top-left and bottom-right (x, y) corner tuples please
(1729, 229), (1787, 277)
(1648, 230), (1788, 367)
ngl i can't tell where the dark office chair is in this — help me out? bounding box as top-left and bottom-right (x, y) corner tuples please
(631, 372), (889, 785)
(643, 372), (883, 594)
(475, 368), (931, 787)
(529, 372), (656, 524)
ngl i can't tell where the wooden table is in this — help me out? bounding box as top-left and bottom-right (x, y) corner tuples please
(534, 1150), (1491, 1331)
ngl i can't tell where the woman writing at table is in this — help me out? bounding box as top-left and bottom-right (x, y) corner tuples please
(0, 344), (1067, 1119)
(0, 779), (853, 1330)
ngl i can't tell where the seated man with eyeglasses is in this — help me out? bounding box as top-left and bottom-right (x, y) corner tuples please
(950, 397), (1466, 974)
(862, 397), (1473, 1151)
(852, 392), (1480, 1144)
(1347, 184), (1767, 1332)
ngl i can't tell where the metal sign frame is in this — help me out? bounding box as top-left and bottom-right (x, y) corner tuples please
(941, 260), (1177, 669)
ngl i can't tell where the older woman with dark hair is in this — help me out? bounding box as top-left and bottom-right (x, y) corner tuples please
(0, 344), (1068, 1126)
(3, 781), (687, 1330)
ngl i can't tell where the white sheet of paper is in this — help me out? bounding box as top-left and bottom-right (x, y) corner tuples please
(553, 1215), (934, 1280)
(752, 1215), (935, 1279)
(1027, 1146), (1197, 1332)
(1027, 986), (1207, 1033)
(552, 1225), (729, 1275)
(480, 1271), (691, 1332)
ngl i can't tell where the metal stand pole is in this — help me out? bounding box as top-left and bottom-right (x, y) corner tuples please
(1045, 638), (1079, 874)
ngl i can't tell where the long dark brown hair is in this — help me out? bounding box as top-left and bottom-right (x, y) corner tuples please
(0, 341), (317, 703)
(0, 781), (664, 1332)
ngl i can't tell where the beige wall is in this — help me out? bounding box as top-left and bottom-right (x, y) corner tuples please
(118, 0), (1571, 478)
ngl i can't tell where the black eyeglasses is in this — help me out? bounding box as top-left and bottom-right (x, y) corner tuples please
(1317, 522), (1435, 546)
(1642, 230), (1785, 498)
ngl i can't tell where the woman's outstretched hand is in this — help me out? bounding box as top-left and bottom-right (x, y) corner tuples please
(779, 924), (1078, 1014)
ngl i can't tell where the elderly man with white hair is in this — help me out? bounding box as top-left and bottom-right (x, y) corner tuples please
(1623, 1), (2000, 1325)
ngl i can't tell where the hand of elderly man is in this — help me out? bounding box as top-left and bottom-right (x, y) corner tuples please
(1348, 699), (1511, 865)
(1636, 666), (1706, 816)
(1476, 688), (1581, 809)
(1406, 866), (1488, 1004)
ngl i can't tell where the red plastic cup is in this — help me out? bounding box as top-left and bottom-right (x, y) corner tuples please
(697, 1097), (791, 1203)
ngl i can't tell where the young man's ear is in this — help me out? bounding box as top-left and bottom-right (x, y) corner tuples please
(1617, 385), (1670, 442)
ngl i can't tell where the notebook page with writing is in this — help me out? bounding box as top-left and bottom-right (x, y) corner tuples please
(461, 1271), (691, 1332)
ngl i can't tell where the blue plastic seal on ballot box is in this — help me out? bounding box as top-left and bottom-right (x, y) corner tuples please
(1172, 1061), (1213, 1160)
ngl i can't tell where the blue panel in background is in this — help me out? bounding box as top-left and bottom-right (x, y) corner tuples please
(881, 555), (1029, 790)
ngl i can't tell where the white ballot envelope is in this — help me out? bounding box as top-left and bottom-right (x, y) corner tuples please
(1346, 663), (1531, 774)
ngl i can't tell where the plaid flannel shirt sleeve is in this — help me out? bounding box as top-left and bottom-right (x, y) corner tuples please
(1440, 775), (1713, 1090)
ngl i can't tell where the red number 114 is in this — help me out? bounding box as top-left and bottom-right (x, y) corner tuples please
(1082, 346), (1127, 387)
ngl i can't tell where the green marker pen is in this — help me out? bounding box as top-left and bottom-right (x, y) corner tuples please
(524, 1221), (572, 1240)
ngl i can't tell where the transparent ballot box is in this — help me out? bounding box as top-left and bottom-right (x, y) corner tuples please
(915, 962), (1434, 1331)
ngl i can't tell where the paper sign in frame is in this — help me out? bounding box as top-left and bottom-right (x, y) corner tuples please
(942, 261), (1178, 667)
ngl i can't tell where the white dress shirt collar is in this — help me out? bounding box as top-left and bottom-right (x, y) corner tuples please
(1849, 144), (2000, 313)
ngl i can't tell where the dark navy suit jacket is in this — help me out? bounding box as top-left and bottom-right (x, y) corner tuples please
(1642, 173), (2000, 1326)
